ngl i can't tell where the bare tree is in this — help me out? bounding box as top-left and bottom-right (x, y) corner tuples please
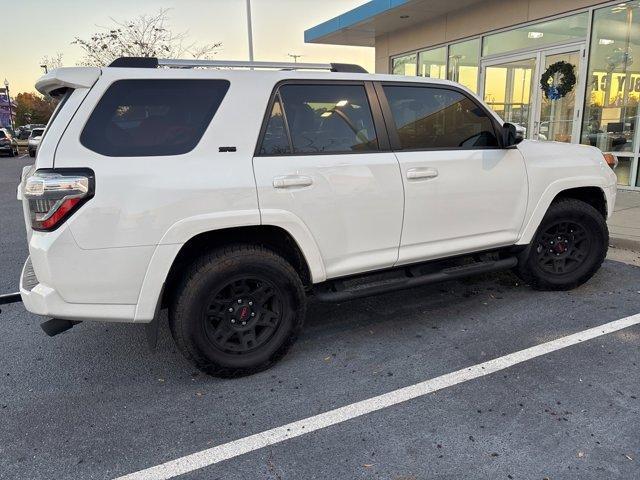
(72, 9), (221, 66)
(40, 53), (64, 72)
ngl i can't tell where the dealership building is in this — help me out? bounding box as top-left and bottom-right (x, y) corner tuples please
(306, 0), (640, 190)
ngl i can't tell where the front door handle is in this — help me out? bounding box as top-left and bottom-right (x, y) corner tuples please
(407, 167), (438, 180)
(273, 175), (313, 189)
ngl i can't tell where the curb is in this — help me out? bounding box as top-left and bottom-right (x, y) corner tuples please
(610, 236), (640, 252)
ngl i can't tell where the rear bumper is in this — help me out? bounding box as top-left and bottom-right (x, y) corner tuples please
(20, 256), (136, 322)
(20, 226), (156, 323)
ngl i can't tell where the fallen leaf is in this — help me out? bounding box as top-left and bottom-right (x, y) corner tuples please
(577, 451), (585, 458)
(363, 464), (374, 468)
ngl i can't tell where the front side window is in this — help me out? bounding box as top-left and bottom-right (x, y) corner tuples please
(81, 79), (230, 157)
(262, 84), (378, 154)
(383, 85), (499, 150)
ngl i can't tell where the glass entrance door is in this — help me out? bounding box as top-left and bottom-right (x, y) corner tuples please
(480, 44), (585, 143)
(482, 57), (537, 137)
(535, 48), (583, 143)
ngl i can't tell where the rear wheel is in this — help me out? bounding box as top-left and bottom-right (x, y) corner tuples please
(515, 199), (608, 290)
(169, 245), (306, 377)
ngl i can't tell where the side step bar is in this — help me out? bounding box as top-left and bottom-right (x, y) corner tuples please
(314, 256), (518, 303)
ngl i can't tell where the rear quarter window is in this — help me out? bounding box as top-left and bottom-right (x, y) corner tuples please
(80, 79), (230, 157)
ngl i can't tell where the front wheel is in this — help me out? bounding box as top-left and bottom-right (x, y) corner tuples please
(169, 245), (306, 377)
(515, 199), (608, 291)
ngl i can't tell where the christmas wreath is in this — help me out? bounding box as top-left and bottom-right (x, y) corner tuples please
(540, 61), (576, 100)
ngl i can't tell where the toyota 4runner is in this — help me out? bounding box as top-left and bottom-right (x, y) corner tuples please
(17, 57), (617, 377)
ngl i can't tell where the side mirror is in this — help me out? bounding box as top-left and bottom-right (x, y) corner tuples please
(502, 122), (526, 147)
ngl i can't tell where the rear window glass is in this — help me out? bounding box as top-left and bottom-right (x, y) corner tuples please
(81, 79), (230, 157)
(31, 129), (44, 136)
(0, 131), (5, 139)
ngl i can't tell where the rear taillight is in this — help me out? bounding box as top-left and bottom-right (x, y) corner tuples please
(23, 169), (94, 231)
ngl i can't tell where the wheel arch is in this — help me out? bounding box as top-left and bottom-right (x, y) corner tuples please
(518, 179), (611, 245)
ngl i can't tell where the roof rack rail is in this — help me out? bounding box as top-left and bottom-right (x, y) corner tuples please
(107, 57), (368, 73)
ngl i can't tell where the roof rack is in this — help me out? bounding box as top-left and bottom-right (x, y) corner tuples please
(107, 57), (368, 73)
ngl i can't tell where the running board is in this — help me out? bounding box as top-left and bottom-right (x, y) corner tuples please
(314, 256), (518, 303)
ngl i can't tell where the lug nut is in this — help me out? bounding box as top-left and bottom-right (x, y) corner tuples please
(228, 308), (234, 312)
(237, 299), (243, 304)
(248, 301), (253, 306)
(251, 312), (255, 317)
(241, 321), (247, 326)
(231, 319), (236, 324)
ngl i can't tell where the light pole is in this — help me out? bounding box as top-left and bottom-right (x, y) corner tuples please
(288, 54), (303, 63)
(41, 64), (48, 74)
(246, 0), (254, 63)
(3, 79), (14, 131)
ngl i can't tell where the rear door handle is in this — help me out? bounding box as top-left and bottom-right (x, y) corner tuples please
(273, 175), (313, 189)
(407, 167), (438, 180)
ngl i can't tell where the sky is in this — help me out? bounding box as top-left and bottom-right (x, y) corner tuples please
(2, 0), (372, 94)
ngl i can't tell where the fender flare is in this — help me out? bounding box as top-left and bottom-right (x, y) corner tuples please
(133, 209), (326, 321)
(517, 176), (611, 245)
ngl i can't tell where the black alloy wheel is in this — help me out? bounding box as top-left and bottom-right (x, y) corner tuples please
(515, 198), (608, 291)
(534, 220), (591, 275)
(204, 277), (283, 355)
(169, 244), (306, 377)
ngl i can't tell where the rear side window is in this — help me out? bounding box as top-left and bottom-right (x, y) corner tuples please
(259, 84), (379, 155)
(81, 79), (230, 157)
(383, 85), (499, 150)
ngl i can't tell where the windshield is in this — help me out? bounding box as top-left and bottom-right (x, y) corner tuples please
(31, 129), (44, 137)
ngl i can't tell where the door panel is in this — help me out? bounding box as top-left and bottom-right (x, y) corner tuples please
(254, 82), (404, 279)
(254, 154), (404, 278)
(379, 83), (528, 263)
(395, 149), (528, 264)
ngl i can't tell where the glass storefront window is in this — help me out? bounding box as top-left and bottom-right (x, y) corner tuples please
(581, 2), (640, 186)
(417, 47), (447, 79)
(448, 39), (480, 93)
(482, 13), (589, 57)
(392, 54), (417, 76)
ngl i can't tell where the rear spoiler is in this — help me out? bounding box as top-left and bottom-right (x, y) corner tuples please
(35, 67), (101, 97)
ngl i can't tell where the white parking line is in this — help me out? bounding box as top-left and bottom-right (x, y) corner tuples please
(115, 313), (640, 480)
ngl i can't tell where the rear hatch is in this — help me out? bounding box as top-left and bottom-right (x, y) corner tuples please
(19, 67), (101, 237)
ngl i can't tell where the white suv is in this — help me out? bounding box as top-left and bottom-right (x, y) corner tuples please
(18, 57), (617, 377)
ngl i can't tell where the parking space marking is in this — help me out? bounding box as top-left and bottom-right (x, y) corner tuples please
(115, 313), (640, 480)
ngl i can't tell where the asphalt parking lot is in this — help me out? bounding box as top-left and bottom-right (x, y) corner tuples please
(1, 154), (639, 480)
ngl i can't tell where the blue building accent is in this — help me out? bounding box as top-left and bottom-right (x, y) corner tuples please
(304, 0), (409, 43)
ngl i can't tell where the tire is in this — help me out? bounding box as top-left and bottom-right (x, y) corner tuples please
(28, 149), (35, 158)
(515, 198), (608, 291)
(169, 244), (306, 377)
